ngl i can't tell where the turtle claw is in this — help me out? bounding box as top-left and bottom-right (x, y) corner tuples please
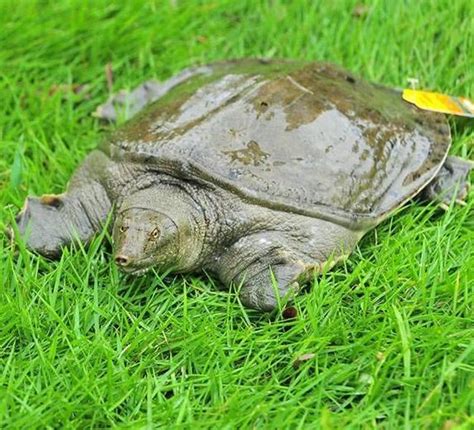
(437, 197), (468, 212)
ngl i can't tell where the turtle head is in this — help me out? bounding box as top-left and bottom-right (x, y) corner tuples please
(113, 186), (204, 275)
(113, 208), (181, 274)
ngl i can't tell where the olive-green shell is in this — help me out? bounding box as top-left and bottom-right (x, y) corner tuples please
(103, 59), (450, 229)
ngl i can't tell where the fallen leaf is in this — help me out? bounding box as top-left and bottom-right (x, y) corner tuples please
(47, 83), (89, 98)
(282, 306), (297, 319)
(352, 4), (370, 18)
(442, 419), (460, 430)
(358, 373), (374, 385)
(293, 353), (315, 368)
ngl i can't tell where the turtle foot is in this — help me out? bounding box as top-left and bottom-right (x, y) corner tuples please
(421, 156), (473, 207)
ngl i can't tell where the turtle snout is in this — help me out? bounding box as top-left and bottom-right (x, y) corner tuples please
(114, 252), (152, 276)
(114, 252), (147, 272)
(115, 254), (130, 267)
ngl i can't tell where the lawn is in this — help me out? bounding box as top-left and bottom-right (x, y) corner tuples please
(0, 0), (473, 428)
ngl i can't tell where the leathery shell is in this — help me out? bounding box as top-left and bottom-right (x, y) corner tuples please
(102, 59), (450, 229)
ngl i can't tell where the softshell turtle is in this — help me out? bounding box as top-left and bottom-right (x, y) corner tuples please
(12, 59), (472, 311)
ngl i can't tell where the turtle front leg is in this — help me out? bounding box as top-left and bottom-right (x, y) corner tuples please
(421, 156), (473, 207)
(12, 150), (112, 258)
(214, 232), (307, 311)
(212, 218), (362, 312)
(210, 215), (364, 311)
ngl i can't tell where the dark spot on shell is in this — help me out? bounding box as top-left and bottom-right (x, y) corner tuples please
(255, 100), (270, 118)
(360, 149), (369, 161)
(223, 140), (270, 166)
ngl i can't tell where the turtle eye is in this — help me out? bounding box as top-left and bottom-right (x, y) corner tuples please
(119, 225), (128, 233)
(150, 227), (160, 239)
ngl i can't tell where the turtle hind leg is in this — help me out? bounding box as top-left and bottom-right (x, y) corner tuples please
(421, 156), (473, 207)
(12, 150), (112, 258)
(93, 65), (213, 122)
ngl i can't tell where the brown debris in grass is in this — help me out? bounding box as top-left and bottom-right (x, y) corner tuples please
(105, 62), (114, 93)
(293, 353), (316, 368)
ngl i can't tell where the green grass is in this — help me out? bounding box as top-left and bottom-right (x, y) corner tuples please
(1, 0), (473, 428)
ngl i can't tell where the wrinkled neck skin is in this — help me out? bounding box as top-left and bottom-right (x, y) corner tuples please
(113, 181), (208, 274)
